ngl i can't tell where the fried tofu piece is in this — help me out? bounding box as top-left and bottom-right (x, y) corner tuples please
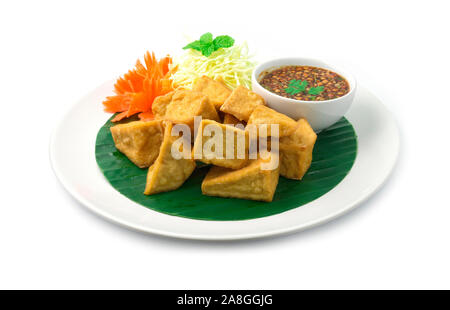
(192, 76), (231, 109)
(219, 85), (265, 121)
(164, 90), (220, 129)
(279, 118), (317, 180)
(193, 120), (248, 169)
(201, 157), (280, 202)
(152, 91), (175, 119)
(144, 122), (196, 195)
(110, 120), (164, 168)
(214, 76), (228, 86)
(247, 105), (298, 137)
(223, 113), (246, 127)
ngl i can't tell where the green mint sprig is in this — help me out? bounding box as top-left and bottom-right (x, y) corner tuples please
(285, 80), (325, 98)
(285, 80), (308, 95)
(183, 32), (235, 57)
(308, 86), (325, 95)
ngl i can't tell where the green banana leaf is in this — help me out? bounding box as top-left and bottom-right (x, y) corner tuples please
(95, 116), (357, 221)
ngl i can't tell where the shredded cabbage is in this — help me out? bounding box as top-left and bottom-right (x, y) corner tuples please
(170, 42), (256, 90)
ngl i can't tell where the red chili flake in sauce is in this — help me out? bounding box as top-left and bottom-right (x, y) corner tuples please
(258, 65), (350, 101)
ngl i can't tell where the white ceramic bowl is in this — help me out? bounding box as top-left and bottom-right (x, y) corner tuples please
(252, 57), (356, 132)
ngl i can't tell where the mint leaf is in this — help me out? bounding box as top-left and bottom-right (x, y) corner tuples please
(213, 35), (235, 50)
(285, 87), (300, 95)
(308, 86), (324, 95)
(183, 33), (235, 57)
(288, 80), (300, 88)
(202, 44), (215, 57)
(286, 80), (308, 94)
(200, 32), (213, 44)
(182, 40), (203, 51)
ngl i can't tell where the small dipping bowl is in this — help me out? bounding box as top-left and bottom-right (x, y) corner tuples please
(252, 57), (356, 132)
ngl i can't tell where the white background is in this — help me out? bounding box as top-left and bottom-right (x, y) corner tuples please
(1, 0), (449, 289)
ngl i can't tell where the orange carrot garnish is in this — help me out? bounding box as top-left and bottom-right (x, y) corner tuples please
(103, 52), (175, 122)
(138, 112), (156, 121)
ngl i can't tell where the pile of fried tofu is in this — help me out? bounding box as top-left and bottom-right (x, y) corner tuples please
(110, 76), (317, 202)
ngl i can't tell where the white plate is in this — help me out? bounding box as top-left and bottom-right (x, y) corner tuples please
(50, 81), (399, 240)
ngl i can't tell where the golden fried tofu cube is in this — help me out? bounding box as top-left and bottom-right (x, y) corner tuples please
(201, 157), (280, 202)
(214, 76), (228, 86)
(164, 90), (220, 129)
(279, 118), (317, 180)
(193, 119), (248, 169)
(144, 122), (196, 195)
(110, 120), (164, 168)
(192, 76), (231, 109)
(152, 91), (175, 119)
(247, 105), (298, 137)
(223, 113), (246, 127)
(219, 85), (265, 121)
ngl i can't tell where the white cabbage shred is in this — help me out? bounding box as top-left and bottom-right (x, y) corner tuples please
(170, 42), (256, 90)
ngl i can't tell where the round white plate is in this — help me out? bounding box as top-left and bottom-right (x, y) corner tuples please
(50, 81), (399, 240)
